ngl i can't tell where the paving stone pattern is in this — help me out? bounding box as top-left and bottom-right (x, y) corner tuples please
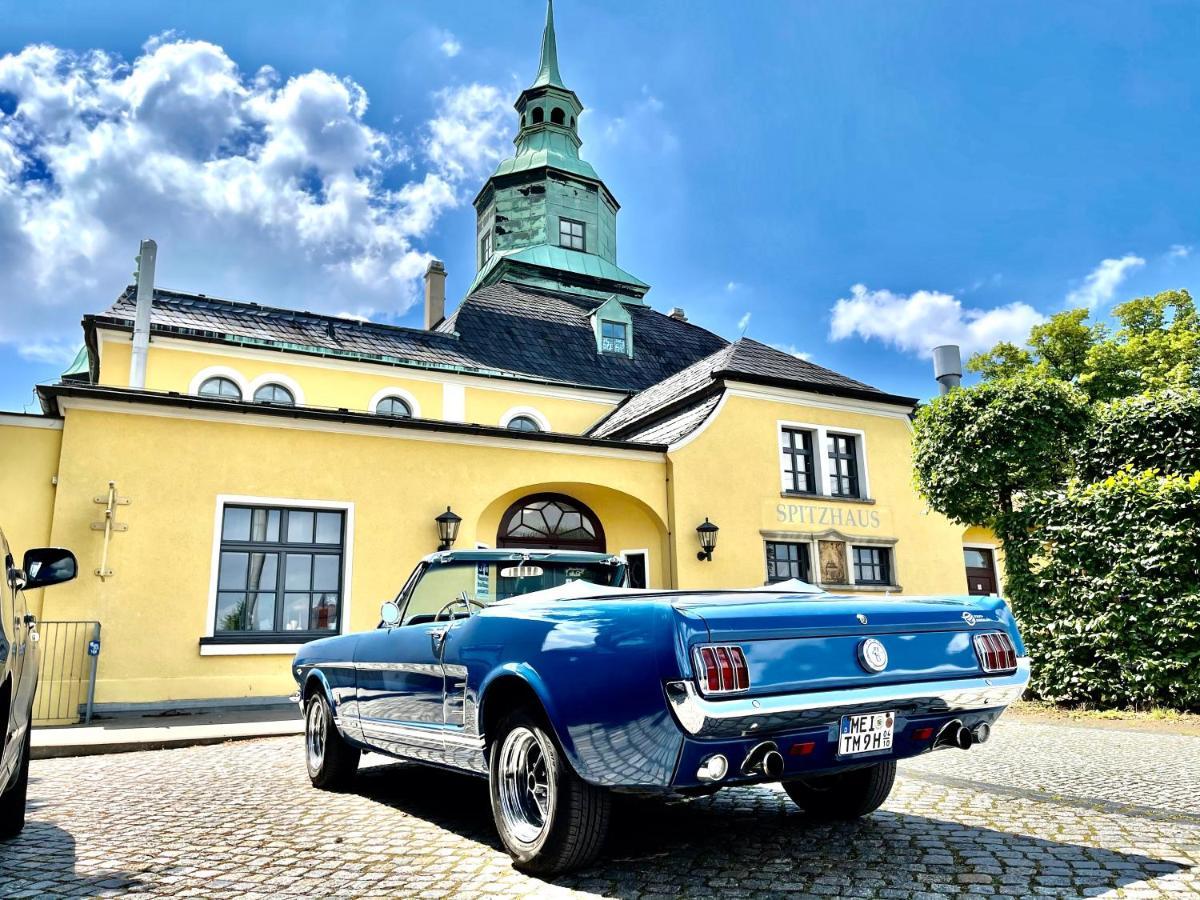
(1, 719), (1196, 898)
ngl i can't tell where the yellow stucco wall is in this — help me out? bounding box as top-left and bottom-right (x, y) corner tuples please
(666, 392), (971, 596)
(0, 418), (63, 618)
(40, 403), (668, 705)
(98, 334), (617, 434)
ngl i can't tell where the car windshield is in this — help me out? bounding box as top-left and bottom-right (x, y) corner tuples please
(400, 559), (622, 626)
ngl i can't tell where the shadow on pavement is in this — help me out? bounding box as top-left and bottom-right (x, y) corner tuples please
(352, 760), (1190, 897)
(0, 819), (139, 897)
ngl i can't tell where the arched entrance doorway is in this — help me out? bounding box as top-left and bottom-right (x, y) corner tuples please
(497, 493), (606, 553)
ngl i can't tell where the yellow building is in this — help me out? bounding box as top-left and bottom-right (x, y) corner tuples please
(0, 9), (999, 717)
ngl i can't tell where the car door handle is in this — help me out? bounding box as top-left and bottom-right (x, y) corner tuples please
(429, 626), (449, 655)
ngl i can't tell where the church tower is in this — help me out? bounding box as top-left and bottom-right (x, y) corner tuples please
(469, 0), (649, 303)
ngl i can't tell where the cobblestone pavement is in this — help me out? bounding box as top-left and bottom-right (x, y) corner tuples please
(1, 719), (1197, 898)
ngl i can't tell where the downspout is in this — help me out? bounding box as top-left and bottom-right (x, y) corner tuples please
(665, 454), (679, 589)
(128, 238), (157, 389)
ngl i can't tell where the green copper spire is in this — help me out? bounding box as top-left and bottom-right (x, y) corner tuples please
(532, 0), (565, 89)
(468, 0), (649, 303)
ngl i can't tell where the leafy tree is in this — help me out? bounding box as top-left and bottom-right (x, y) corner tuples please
(966, 289), (1200, 402)
(911, 376), (1090, 526)
(1076, 388), (1200, 482)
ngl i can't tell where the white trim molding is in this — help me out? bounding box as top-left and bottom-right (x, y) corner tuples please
(727, 382), (914, 419)
(189, 365), (250, 399)
(777, 420), (871, 501)
(247, 372), (306, 406)
(368, 386), (421, 418)
(0, 413), (63, 430)
(500, 406), (551, 432)
(443, 384), (466, 422)
(202, 494), (355, 651)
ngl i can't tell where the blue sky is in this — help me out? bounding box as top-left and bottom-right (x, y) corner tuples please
(1, 0), (1196, 411)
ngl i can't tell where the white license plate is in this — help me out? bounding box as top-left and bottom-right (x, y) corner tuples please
(838, 711), (895, 757)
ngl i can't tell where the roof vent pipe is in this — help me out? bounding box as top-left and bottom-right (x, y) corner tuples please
(932, 344), (962, 395)
(668, 307), (688, 322)
(424, 259), (447, 330)
(129, 238), (157, 389)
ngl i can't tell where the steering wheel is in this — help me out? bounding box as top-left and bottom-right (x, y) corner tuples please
(433, 596), (488, 622)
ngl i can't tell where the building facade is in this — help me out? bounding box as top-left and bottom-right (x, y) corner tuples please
(0, 4), (1000, 716)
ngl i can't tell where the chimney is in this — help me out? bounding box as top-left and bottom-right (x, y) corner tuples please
(668, 307), (688, 322)
(932, 344), (962, 395)
(129, 238), (157, 389)
(424, 259), (446, 329)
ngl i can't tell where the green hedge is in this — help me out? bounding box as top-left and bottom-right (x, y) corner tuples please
(1002, 469), (1200, 711)
(1076, 388), (1200, 482)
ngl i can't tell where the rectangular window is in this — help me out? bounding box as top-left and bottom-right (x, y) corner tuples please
(780, 428), (816, 494)
(766, 541), (811, 583)
(852, 546), (891, 585)
(480, 229), (492, 265)
(600, 320), (627, 355)
(559, 217), (586, 251)
(214, 505), (344, 637)
(827, 433), (861, 498)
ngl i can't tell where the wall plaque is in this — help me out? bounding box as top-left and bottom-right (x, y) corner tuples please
(818, 540), (847, 585)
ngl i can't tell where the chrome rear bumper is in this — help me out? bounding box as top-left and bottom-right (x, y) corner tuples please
(665, 658), (1031, 739)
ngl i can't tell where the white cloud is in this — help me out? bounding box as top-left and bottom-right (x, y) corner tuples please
(736, 311), (751, 332)
(0, 36), (511, 354)
(770, 343), (813, 362)
(829, 284), (1044, 358)
(437, 31), (462, 59)
(1065, 254), (1145, 309)
(725, 281), (741, 293)
(1168, 244), (1192, 260)
(591, 86), (678, 156)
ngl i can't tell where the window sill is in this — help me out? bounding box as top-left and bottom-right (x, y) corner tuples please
(780, 492), (875, 505)
(198, 635), (332, 656)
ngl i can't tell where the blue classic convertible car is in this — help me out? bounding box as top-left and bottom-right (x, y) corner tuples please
(293, 549), (1029, 874)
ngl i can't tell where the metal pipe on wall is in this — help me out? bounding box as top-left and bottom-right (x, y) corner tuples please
(129, 238), (157, 389)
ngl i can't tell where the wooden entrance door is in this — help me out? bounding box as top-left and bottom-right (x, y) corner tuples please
(964, 547), (997, 596)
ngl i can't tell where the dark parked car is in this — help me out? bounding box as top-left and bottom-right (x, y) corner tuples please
(1, 530), (76, 839)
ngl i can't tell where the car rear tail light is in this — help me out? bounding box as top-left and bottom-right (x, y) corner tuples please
(973, 631), (1018, 673)
(694, 644), (750, 694)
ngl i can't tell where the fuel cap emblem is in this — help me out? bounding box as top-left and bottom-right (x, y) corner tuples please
(858, 638), (888, 673)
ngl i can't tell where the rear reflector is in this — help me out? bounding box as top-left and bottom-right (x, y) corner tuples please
(972, 631), (1018, 673)
(912, 727), (934, 741)
(789, 741), (815, 756)
(693, 644), (750, 694)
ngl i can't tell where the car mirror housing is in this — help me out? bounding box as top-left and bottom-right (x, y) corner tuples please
(380, 600), (402, 626)
(22, 547), (77, 590)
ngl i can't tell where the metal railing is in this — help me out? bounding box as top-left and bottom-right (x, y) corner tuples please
(32, 620), (102, 725)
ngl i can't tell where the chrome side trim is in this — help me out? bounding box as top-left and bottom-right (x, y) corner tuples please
(359, 717), (485, 750)
(665, 658), (1031, 738)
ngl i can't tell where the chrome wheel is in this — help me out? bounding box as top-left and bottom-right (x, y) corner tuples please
(497, 726), (554, 846)
(306, 698), (327, 774)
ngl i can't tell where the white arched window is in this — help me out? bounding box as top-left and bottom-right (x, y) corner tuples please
(500, 407), (550, 433)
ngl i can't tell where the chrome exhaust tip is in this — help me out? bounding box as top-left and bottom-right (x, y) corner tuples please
(761, 749), (784, 779)
(697, 754), (728, 783)
(954, 724), (973, 750)
(741, 741), (783, 778)
(971, 722), (991, 745)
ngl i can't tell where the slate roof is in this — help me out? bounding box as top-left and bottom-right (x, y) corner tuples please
(590, 338), (915, 440)
(89, 281), (727, 393)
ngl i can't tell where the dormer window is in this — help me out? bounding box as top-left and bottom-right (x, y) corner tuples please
(480, 229), (492, 266)
(558, 217), (585, 251)
(600, 321), (627, 355)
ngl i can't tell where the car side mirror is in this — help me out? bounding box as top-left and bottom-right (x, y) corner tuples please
(380, 600), (402, 626)
(22, 548), (77, 590)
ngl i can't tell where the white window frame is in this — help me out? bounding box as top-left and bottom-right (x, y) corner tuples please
(776, 420), (870, 501)
(247, 372), (306, 406)
(620, 547), (651, 589)
(190, 366), (249, 399)
(368, 386), (421, 418)
(201, 494), (355, 656)
(500, 406), (551, 432)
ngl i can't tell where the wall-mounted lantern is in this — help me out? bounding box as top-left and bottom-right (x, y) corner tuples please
(436, 506), (462, 551)
(696, 518), (719, 561)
